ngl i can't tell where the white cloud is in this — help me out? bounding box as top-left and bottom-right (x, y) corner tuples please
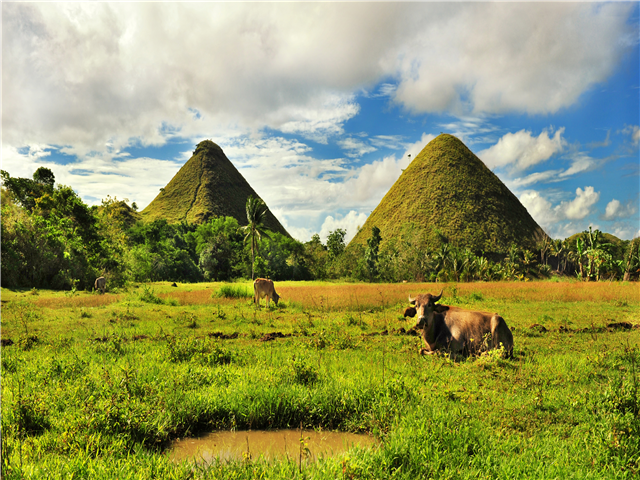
(1, 144), (184, 208)
(319, 211), (369, 245)
(605, 199), (622, 219)
(478, 128), (565, 171)
(563, 186), (600, 220)
(604, 199), (637, 220)
(393, 3), (633, 116)
(520, 186), (602, 238)
(3, 2), (634, 154)
(622, 125), (640, 145)
(338, 137), (377, 158)
(271, 93), (360, 144)
(510, 170), (564, 188)
(560, 154), (595, 178)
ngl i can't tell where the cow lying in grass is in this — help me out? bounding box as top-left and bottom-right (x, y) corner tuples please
(404, 291), (513, 358)
(253, 278), (280, 309)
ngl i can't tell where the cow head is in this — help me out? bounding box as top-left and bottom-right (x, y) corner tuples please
(272, 291), (280, 306)
(406, 290), (443, 329)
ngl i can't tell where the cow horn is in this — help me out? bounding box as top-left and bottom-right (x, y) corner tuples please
(408, 295), (416, 305)
(433, 290), (443, 302)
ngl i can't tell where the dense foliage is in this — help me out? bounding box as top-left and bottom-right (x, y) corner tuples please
(1, 168), (638, 291)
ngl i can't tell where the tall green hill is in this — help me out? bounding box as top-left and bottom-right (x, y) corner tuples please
(349, 134), (548, 254)
(142, 140), (289, 236)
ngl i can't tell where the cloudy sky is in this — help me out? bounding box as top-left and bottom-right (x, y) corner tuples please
(3, 2), (639, 243)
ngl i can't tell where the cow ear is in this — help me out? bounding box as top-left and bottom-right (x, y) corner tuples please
(403, 307), (417, 318)
(433, 304), (449, 313)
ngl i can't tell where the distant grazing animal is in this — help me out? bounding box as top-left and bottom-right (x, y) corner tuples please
(404, 291), (513, 358)
(253, 278), (280, 309)
(95, 276), (106, 294)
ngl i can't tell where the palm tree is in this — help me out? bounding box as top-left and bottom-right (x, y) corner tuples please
(241, 195), (271, 280)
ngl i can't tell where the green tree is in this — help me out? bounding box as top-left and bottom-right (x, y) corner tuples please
(623, 237), (640, 281)
(304, 234), (328, 280)
(326, 229), (346, 259)
(240, 195), (271, 280)
(193, 216), (244, 281)
(32, 167), (56, 187)
(364, 226), (382, 282)
(1, 169), (55, 211)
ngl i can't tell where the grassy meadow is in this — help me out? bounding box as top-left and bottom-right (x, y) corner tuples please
(1, 280), (639, 479)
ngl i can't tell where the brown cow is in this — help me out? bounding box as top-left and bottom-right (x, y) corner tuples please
(253, 278), (280, 309)
(94, 276), (106, 294)
(404, 291), (513, 358)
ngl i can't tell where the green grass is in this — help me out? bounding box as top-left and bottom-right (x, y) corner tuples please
(1, 281), (638, 479)
(215, 284), (253, 299)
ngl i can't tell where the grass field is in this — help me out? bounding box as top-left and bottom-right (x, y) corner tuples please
(1, 280), (639, 479)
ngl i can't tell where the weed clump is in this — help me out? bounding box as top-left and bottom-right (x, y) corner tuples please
(215, 284), (252, 299)
(138, 285), (164, 304)
(287, 355), (319, 385)
(166, 337), (234, 365)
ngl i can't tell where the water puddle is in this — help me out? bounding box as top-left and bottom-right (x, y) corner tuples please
(169, 429), (377, 464)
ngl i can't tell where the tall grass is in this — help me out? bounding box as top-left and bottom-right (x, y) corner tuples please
(215, 284), (253, 299)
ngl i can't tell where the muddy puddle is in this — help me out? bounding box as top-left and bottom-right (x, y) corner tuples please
(169, 429), (377, 464)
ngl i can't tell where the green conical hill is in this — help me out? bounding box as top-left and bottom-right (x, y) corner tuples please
(141, 140), (289, 236)
(349, 134), (547, 254)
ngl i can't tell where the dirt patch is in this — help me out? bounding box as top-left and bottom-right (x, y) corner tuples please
(528, 323), (548, 333)
(363, 330), (389, 337)
(1, 338), (14, 347)
(259, 332), (292, 342)
(208, 331), (239, 340)
(132, 334), (149, 341)
(606, 321), (634, 330)
(391, 327), (419, 336)
(556, 322), (637, 334)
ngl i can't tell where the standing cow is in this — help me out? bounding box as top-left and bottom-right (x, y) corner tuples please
(94, 276), (106, 294)
(253, 278), (280, 309)
(404, 290), (513, 358)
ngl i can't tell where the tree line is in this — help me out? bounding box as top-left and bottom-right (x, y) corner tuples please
(1, 168), (638, 290)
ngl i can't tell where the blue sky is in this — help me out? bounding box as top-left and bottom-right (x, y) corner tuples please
(3, 2), (639, 243)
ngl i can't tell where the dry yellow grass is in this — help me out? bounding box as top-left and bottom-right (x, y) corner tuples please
(273, 281), (639, 311)
(31, 293), (124, 309)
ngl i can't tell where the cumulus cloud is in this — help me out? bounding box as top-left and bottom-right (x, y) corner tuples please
(563, 187), (600, 220)
(519, 186), (601, 237)
(3, 2), (634, 153)
(604, 199), (638, 220)
(319, 211), (369, 244)
(478, 128), (565, 171)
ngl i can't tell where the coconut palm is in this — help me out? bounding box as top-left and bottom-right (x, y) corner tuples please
(241, 195), (271, 280)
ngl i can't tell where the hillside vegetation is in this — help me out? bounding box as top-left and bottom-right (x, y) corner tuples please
(142, 140), (289, 236)
(350, 134), (547, 254)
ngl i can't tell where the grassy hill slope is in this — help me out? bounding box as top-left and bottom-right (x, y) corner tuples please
(349, 134), (547, 254)
(142, 140), (289, 236)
